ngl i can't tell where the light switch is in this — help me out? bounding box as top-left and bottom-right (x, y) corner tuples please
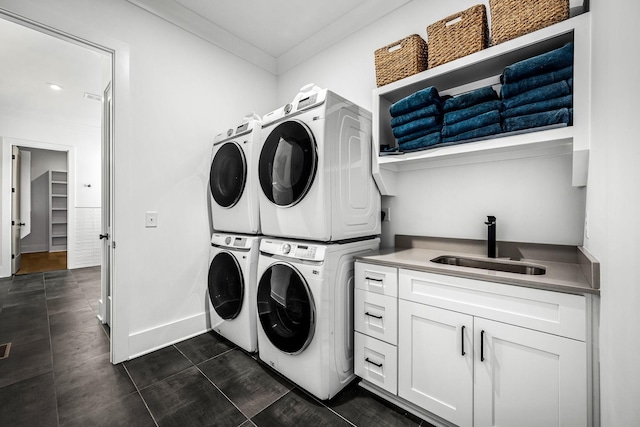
(145, 211), (158, 228)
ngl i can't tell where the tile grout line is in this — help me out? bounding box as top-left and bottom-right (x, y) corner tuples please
(173, 344), (255, 424)
(42, 272), (62, 427)
(122, 362), (160, 427)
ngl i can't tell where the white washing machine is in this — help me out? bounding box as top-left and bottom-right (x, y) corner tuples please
(258, 85), (380, 242)
(207, 232), (261, 353)
(209, 113), (261, 234)
(256, 236), (380, 400)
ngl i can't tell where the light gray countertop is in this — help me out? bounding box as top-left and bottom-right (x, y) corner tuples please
(356, 236), (600, 296)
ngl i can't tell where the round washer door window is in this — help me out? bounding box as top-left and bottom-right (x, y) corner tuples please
(208, 252), (244, 320)
(210, 142), (247, 208)
(258, 120), (317, 207)
(257, 262), (315, 354)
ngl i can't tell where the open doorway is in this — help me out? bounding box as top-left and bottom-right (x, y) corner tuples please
(15, 146), (69, 274)
(0, 17), (113, 330)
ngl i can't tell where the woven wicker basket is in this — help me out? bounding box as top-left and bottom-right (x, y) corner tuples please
(490, 0), (569, 45)
(427, 4), (488, 69)
(374, 34), (428, 87)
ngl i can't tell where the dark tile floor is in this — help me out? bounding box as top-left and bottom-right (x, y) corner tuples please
(0, 268), (434, 427)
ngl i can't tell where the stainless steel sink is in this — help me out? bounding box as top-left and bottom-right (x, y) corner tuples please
(430, 255), (546, 275)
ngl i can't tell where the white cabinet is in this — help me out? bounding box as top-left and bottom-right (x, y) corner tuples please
(354, 261), (594, 427)
(397, 270), (588, 427)
(48, 170), (68, 252)
(398, 300), (473, 427)
(473, 317), (586, 427)
(372, 13), (592, 195)
(354, 262), (398, 394)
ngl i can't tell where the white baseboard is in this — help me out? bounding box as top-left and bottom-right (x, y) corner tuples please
(128, 312), (210, 360)
(21, 244), (48, 253)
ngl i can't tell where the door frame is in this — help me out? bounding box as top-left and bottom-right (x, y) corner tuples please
(0, 5), (131, 364)
(1, 138), (76, 275)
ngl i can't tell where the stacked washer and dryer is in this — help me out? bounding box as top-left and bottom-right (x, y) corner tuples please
(254, 85), (381, 400)
(207, 86), (381, 400)
(207, 113), (262, 354)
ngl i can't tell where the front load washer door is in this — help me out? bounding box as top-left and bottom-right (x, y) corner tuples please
(210, 141), (247, 208)
(257, 262), (315, 354)
(208, 251), (244, 320)
(259, 120), (317, 207)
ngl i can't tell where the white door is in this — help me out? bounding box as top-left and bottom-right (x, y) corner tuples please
(398, 300), (474, 427)
(474, 318), (587, 427)
(11, 146), (22, 274)
(99, 82), (113, 327)
(19, 149), (31, 239)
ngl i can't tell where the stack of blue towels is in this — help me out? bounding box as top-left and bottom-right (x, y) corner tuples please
(389, 86), (444, 151)
(441, 86), (503, 143)
(500, 43), (574, 132)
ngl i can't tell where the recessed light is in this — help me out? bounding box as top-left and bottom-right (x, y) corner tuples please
(47, 83), (63, 91)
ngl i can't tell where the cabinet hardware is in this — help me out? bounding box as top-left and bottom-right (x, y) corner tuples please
(365, 357), (383, 368)
(365, 312), (383, 319)
(461, 325), (466, 356)
(480, 330), (485, 362)
(365, 276), (383, 282)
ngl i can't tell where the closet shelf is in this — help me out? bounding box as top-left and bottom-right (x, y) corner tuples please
(372, 13), (591, 196)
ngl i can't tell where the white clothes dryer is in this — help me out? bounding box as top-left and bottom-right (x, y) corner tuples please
(209, 113), (261, 234)
(258, 85), (380, 242)
(256, 236), (380, 400)
(207, 232), (261, 353)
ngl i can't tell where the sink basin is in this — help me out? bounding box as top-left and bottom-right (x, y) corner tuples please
(431, 255), (546, 275)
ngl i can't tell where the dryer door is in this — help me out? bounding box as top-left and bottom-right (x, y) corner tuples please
(259, 120), (317, 207)
(210, 141), (247, 208)
(208, 251), (244, 320)
(257, 262), (315, 354)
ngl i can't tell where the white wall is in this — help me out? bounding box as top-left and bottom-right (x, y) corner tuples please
(585, 1), (640, 426)
(0, 0), (277, 361)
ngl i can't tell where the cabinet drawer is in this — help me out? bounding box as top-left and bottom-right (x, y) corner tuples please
(355, 289), (397, 344)
(355, 262), (398, 297)
(354, 332), (397, 395)
(399, 270), (586, 341)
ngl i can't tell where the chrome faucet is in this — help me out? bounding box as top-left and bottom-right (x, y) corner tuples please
(485, 215), (496, 258)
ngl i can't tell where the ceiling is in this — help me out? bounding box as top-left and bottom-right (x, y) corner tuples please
(0, 17), (106, 128)
(0, 0), (410, 128)
(126, 0), (412, 74)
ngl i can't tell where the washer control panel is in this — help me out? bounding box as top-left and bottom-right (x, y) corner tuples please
(260, 239), (326, 262)
(211, 233), (254, 250)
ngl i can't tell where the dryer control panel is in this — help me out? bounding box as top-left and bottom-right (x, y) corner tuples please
(260, 239), (326, 262)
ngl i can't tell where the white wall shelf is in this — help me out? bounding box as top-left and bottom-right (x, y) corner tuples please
(372, 13), (591, 196)
(49, 170), (68, 252)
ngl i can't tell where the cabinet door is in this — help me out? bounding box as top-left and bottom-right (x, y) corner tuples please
(398, 300), (473, 427)
(474, 318), (587, 427)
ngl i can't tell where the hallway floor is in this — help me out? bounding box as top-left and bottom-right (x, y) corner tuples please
(0, 268), (433, 427)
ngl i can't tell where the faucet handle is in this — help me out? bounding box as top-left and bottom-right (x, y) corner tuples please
(485, 215), (496, 225)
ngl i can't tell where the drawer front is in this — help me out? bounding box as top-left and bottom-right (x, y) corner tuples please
(354, 332), (397, 395)
(355, 289), (397, 344)
(399, 270), (586, 341)
(355, 262), (398, 297)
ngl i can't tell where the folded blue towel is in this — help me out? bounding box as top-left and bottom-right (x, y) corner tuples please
(396, 125), (443, 144)
(501, 66), (573, 99)
(443, 86), (499, 112)
(392, 115), (441, 138)
(442, 123), (503, 143)
(390, 104), (441, 127)
(503, 108), (570, 133)
(443, 100), (502, 125)
(501, 95), (573, 119)
(502, 80), (571, 110)
(502, 43), (574, 84)
(398, 131), (442, 151)
(390, 86), (442, 117)
(442, 110), (501, 138)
